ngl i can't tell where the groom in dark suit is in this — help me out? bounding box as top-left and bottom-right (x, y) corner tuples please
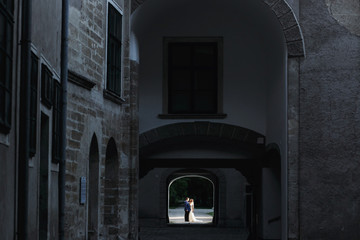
(184, 197), (191, 222)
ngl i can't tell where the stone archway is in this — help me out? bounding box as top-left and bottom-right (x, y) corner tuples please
(167, 171), (216, 224)
(132, 0), (305, 238)
(131, 0), (305, 57)
(139, 122), (268, 229)
(88, 134), (100, 240)
(104, 138), (119, 238)
(159, 168), (228, 227)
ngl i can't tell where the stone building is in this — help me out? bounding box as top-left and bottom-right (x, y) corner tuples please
(1, 0), (360, 240)
(66, 0), (137, 239)
(1, 0), (137, 239)
(1, 0), (64, 239)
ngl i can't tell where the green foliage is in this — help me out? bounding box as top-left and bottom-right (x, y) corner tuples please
(169, 177), (213, 208)
(169, 178), (189, 207)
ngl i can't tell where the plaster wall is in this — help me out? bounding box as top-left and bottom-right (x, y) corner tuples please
(0, 145), (16, 239)
(299, 0), (360, 238)
(132, 0), (286, 137)
(28, 0), (63, 238)
(133, 0), (287, 237)
(0, 0), (18, 232)
(31, 0), (62, 75)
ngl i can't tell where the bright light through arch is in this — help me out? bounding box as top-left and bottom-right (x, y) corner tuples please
(168, 175), (215, 224)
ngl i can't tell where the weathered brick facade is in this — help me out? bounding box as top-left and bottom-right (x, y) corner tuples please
(65, 0), (137, 239)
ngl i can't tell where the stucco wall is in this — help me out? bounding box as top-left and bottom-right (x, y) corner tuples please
(299, 0), (360, 239)
(132, 0), (286, 136)
(133, 0), (287, 237)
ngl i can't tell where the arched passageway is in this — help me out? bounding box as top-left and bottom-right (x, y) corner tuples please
(88, 134), (100, 240)
(167, 172), (215, 224)
(131, 0), (305, 238)
(104, 138), (119, 237)
(138, 122), (277, 236)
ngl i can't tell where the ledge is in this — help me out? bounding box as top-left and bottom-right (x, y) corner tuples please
(158, 113), (227, 119)
(68, 70), (96, 90)
(103, 89), (126, 105)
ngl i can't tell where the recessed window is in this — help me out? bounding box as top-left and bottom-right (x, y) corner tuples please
(106, 3), (122, 97)
(29, 53), (39, 157)
(52, 80), (62, 164)
(41, 64), (53, 108)
(0, 0), (14, 133)
(163, 38), (223, 116)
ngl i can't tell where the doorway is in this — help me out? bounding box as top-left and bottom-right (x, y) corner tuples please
(39, 113), (49, 240)
(168, 175), (214, 224)
(88, 134), (99, 239)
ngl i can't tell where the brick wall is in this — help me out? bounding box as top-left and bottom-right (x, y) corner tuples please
(66, 0), (137, 239)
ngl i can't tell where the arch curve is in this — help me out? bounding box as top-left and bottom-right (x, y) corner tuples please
(131, 0), (305, 57)
(160, 168), (228, 226)
(139, 121), (266, 158)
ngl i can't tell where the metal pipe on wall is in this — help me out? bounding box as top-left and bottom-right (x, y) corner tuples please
(18, 0), (32, 238)
(59, 0), (69, 238)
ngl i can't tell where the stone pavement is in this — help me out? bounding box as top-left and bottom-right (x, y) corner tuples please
(168, 207), (213, 224)
(139, 208), (249, 240)
(139, 226), (249, 240)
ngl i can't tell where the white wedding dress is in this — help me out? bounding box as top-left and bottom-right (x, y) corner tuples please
(189, 203), (202, 223)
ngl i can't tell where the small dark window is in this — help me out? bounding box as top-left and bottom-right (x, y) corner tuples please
(29, 53), (39, 157)
(166, 40), (220, 114)
(106, 4), (122, 97)
(52, 80), (62, 164)
(41, 64), (53, 108)
(0, 0), (14, 133)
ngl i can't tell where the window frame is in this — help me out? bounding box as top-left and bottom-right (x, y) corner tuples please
(0, 0), (14, 134)
(104, 1), (124, 103)
(29, 52), (39, 157)
(41, 63), (53, 109)
(52, 79), (61, 164)
(161, 37), (225, 118)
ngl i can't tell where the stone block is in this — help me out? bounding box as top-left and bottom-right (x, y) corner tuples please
(232, 127), (249, 142)
(278, 10), (298, 29)
(194, 121), (210, 136)
(208, 122), (221, 137)
(287, 40), (305, 57)
(262, 0), (279, 7)
(156, 124), (181, 140)
(220, 124), (235, 139)
(272, 0), (291, 17)
(284, 25), (302, 42)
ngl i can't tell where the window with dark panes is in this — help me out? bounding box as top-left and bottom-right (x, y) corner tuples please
(167, 41), (219, 114)
(41, 64), (53, 108)
(106, 4), (122, 96)
(29, 53), (38, 157)
(52, 80), (61, 164)
(0, 0), (14, 133)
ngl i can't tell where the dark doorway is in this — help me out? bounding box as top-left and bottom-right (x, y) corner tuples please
(39, 113), (49, 240)
(88, 134), (99, 239)
(104, 138), (119, 236)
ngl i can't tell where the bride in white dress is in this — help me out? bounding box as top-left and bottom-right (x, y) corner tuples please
(189, 199), (202, 223)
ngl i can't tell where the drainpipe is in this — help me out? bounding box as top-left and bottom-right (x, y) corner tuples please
(18, 0), (32, 238)
(59, 0), (69, 239)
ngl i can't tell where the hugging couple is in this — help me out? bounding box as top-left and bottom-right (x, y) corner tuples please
(184, 197), (202, 223)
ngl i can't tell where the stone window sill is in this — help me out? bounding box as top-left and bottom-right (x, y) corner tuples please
(68, 70), (96, 90)
(103, 89), (125, 105)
